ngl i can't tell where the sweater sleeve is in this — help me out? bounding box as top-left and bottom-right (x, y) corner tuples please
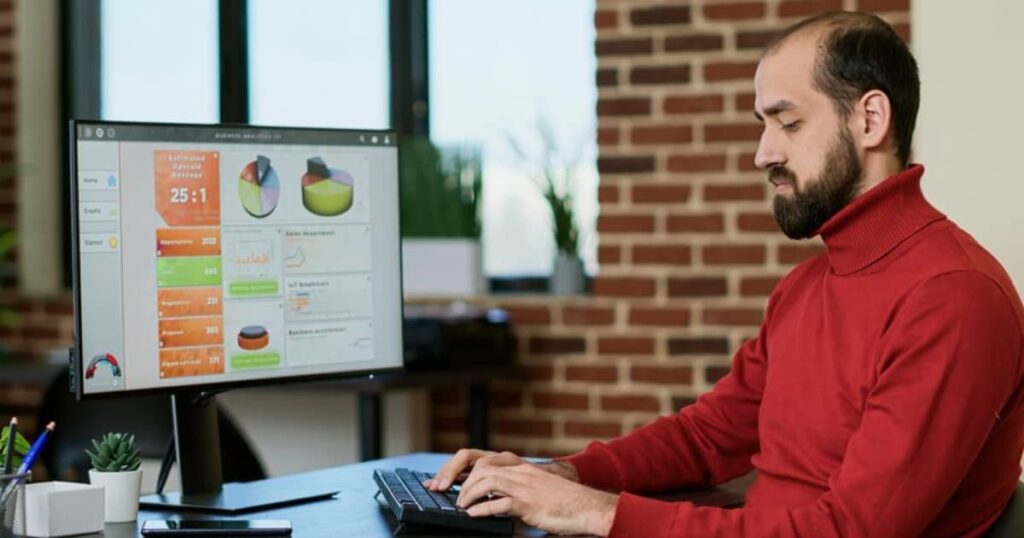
(563, 294), (775, 494)
(606, 271), (1023, 537)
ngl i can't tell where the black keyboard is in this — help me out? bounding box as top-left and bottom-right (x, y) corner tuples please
(373, 468), (513, 535)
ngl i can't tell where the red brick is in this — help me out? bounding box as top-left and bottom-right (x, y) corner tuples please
(664, 34), (724, 52)
(704, 183), (764, 202)
(532, 391), (589, 410)
(431, 389), (463, 407)
(629, 307), (691, 327)
(632, 244), (692, 266)
(630, 5), (691, 26)
(565, 365), (619, 383)
(892, 23), (910, 43)
(735, 92), (757, 112)
(858, 0), (910, 11)
(21, 325), (59, 340)
(492, 388), (525, 409)
(666, 213), (724, 232)
(598, 184), (620, 203)
(703, 245), (766, 265)
(594, 277), (656, 298)
(525, 365), (555, 381)
(667, 277), (728, 297)
(598, 156), (656, 174)
(778, 0), (843, 18)
(630, 65), (691, 85)
(598, 337), (655, 356)
(597, 127), (620, 146)
(668, 337), (730, 355)
(631, 183), (691, 203)
(529, 336), (586, 355)
(738, 152), (760, 171)
(704, 61), (758, 82)
(594, 9), (618, 29)
(502, 305), (552, 326)
(562, 306), (616, 326)
(779, 244), (826, 264)
(42, 299), (74, 316)
(631, 125), (694, 145)
(631, 365), (693, 384)
(601, 395), (661, 412)
(597, 214), (655, 234)
(433, 416), (465, 434)
(705, 122), (762, 143)
(740, 276), (782, 296)
(596, 68), (618, 87)
(672, 396), (698, 409)
(736, 30), (782, 49)
(706, 365), (733, 383)
(702, 307), (764, 327)
(664, 95), (724, 114)
(703, 2), (766, 21)
(737, 212), (779, 232)
(596, 38), (654, 57)
(597, 97), (651, 117)
(493, 419), (553, 438)
(667, 154), (727, 173)
(598, 245), (622, 264)
(564, 420), (622, 439)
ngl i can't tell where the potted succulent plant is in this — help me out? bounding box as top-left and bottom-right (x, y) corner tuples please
(85, 432), (142, 522)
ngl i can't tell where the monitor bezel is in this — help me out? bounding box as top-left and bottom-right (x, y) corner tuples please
(69, 119), (405, 400)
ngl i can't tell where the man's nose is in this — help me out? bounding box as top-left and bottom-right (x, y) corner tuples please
(754, 129), (784, 170)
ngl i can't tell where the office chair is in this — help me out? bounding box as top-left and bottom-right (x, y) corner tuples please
(36, 370), (266, 484)
(985, 482), (1024, 537)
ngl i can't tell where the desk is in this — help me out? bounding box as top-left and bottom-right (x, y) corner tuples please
(98, 452), (753, 538)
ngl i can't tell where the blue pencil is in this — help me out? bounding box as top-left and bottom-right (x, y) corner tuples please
(16, 421), (54, 475)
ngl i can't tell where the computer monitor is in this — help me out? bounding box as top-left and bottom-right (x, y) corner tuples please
(69, 120), (403, 512)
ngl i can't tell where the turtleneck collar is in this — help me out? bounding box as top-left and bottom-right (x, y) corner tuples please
(814, 164), (946, 275)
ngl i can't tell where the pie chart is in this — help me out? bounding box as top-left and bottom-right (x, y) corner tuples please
(301, 156), (354, 217)
(238, 155), (280, 218)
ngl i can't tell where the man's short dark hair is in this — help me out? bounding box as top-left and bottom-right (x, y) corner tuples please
(767, 11), (920, 167)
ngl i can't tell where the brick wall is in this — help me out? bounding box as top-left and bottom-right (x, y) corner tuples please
(0, 0), (77, 359)
(430, 0), (911, 456)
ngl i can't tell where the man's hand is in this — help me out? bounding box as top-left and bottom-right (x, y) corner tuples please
(457, 463), (618, 536)
(425, 448), (579, 492)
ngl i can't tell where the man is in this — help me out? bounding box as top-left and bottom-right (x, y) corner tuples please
(426, 11), (1024, 537)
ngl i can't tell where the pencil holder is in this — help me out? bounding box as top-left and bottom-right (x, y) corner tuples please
(0, 471), (29, 537)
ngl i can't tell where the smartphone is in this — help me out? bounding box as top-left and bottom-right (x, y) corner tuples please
(141, 520), (292, 536)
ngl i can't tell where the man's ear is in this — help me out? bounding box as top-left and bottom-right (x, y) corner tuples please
(856, 90), (892, 151)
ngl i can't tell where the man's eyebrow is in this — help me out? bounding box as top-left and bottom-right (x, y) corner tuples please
(753, 100), (795, 122)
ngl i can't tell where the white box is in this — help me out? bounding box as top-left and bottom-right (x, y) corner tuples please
(24, 482), (105, 537)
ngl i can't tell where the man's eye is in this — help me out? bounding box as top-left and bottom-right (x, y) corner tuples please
(782, 121), (801, 132)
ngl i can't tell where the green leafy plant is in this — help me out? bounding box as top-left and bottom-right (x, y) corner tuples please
(0, 426), (30, 470)
(507, 119), (584, 258)
(399, 137), (482, 239)
(85, 432), (141, 472)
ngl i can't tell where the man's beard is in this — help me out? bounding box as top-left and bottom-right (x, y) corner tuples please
(771, 127), (863, 239)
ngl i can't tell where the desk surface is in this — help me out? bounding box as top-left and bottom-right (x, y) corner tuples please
(98, 452), (752, 537)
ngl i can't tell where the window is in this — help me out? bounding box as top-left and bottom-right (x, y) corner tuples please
(101, 0), (219, 122)
(429, 0), (598, 277)
(248, 0), (389, 129)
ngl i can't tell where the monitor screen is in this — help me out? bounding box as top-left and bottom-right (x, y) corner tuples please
(71, 122), (403, 397)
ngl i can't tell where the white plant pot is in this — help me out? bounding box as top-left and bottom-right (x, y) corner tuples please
(402, 238), (485, 296)
(88, 469), (142, 523)
(550, 254), (585, 295)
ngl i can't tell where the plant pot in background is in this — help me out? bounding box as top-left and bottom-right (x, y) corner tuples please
(402, 239), (485, 296)
(88, 469), (142, 523)
(550, 253), (585, 295)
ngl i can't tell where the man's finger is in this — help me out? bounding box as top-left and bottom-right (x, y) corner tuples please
(429, 448), (491, 491)
(467, 496), (516, 518)
(458, 453), (527, 499)
(459, 468), (526, 508)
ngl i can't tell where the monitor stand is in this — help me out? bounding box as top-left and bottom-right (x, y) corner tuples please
(139, 392), (338, 514)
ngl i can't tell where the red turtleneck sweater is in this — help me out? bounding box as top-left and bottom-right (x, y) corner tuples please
(566, 165), (1024, 537)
